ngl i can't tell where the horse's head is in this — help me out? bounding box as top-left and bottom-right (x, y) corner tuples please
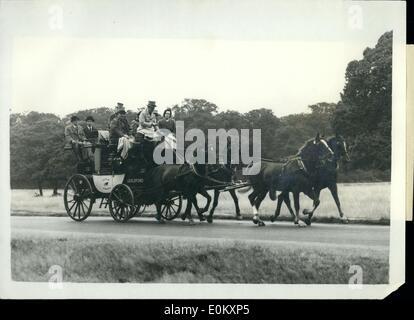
(298, 133), (334, 166)
(328, 134), (350, 162)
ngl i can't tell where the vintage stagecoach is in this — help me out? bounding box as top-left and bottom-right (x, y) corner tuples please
(63, 131), (183, 222)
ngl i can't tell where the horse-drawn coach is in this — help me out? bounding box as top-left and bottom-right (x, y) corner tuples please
(63, 130), (183, 222)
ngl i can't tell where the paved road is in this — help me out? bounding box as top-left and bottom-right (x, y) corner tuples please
(11, 216), (389, 249)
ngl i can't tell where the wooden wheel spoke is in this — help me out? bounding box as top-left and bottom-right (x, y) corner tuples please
(68, 200), (77, 213)
(81, 199), (90, 208)
(73, 202), (80, 218)
(112, 192), (121, 202)
(166, 206), (172, 217)
(115, 206), (121, 217)
(80, 201), (86, 217)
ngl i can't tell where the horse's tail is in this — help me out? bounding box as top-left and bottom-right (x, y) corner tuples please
(237, 186), (252, 193)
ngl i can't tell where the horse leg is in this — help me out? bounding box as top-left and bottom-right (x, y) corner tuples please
(155, 202), (165, 223)
(252, 191), (267, 227)
(181, 198), (192, 221)
(329, 184), (348, 223)
(271, 193), (283, 222)
(248, 189), (258, 207)
(293, 192), (306, 227)
(207, 189), (220, 223)
(229, 189), (242, 220)
(282, 192), (304, 227)
(189, 194), (206, 222)
(303, 188), (321, 221)
(198, 189), (211, 214)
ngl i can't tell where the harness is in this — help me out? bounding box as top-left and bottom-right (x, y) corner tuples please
(190, 164), (233, 187)
(281, 157), (308, 175)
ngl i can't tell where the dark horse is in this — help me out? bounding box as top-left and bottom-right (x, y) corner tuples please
(270, 134), (350, 226)
(144, 162), (212, 224)
(297, 134), (350, 225)
(239, 133), (335, 227)
(130, 137), (212, 225)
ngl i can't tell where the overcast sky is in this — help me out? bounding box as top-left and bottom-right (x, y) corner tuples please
(1, 0), (404, 117)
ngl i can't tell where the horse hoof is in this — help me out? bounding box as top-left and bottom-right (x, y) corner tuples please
(156, 218), (165, 224)
(340, 216), (349, 224)
(304, 218), (312, 226)
(258, 221), (266, 227)
(181, 214), (186, 221)
(207, 217), (213, 224)
(199, 215), (206, 222)
(296, 220), (307, 227)
(270, 216), (276, 222)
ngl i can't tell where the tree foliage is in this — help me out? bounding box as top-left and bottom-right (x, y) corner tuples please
(333, 31), (392, 171)
(9, 32), (393, 187)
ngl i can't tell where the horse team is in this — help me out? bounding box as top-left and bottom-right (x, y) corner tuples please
(145, 132), (350, 227)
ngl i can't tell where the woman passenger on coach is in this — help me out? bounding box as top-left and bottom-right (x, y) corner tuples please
(158, 108), (176, 134)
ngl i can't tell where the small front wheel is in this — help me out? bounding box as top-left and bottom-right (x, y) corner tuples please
(160, 195), (182, 220)
(109, 184), (135, 222)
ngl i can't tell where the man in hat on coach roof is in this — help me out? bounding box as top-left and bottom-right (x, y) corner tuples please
(109, 102), (130, 144)
(108, 102), (123, 129)
(137, 101), (158, 136)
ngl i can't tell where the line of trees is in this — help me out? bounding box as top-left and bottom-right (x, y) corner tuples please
(10, 31), (392, 192)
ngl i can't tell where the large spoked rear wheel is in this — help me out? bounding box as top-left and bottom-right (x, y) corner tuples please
(161, 195), (182, 220)
(64, 174), (94, 221)
(109, 184), (135, 222)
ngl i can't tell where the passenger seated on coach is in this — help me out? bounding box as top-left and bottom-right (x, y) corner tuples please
(136, 101), (158, 139)
(158, 108), (176, 134)
(65, 115), (94, 163)
(83, 115), (99, 144)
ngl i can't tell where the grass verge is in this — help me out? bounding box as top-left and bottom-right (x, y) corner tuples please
(12, 232), (389, 284)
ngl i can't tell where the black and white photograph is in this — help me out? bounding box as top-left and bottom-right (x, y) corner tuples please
(0, 0), (408, 300)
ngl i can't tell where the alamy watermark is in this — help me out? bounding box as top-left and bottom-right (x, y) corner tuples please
(348, 265), (363, 289)
(153, 121), (261, 175)
(48, 264), (63, 289)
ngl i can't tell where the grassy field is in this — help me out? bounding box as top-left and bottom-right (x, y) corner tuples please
(11, 182), (390, 223)
(11, 231), (388, 284)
